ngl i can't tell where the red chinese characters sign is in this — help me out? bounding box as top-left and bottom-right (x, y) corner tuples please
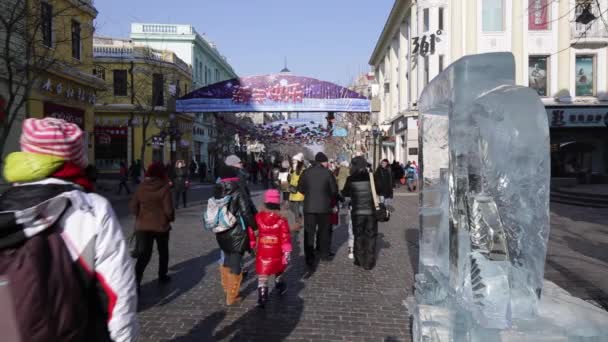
(43, 102), (85, 128)
(529, 0), (549, 30)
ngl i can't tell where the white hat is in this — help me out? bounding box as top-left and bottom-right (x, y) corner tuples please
(292, 153), (304, 162)
(225, 155), (242, 167)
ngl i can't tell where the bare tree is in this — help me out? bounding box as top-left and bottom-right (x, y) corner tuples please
(0, 0), (96, 156)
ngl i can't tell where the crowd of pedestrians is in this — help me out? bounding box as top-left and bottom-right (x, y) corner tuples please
(0, 117), (417, 340)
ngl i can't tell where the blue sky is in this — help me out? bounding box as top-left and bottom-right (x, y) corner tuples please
(95, 0), (394, 86)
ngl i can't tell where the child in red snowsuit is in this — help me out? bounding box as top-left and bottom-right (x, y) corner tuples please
(250, 189), (292, 308)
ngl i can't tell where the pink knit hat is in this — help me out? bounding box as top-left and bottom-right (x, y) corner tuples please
(20, 118), (88, 169)
(263, 189), (281, 205)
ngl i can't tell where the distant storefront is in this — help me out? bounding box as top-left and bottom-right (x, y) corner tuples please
(94, 126), (128, 171)
(44, 102), (85, 128)
(547, 106), (608, 182)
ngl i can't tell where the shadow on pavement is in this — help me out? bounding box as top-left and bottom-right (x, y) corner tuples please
(172, 233), (306, 341)
(405, 228), (419, 274)
(550, 203), (608, 226)
(546, 259), (608, 311)
(138, 248), (219, 312)
(562, 235), (608, 265)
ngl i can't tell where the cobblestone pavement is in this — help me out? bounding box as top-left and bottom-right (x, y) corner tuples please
(121, 189), (418, 342)
(118, 189), (608, 341)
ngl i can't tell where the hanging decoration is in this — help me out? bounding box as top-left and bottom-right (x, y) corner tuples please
(177, 74), (370, 113)
(214, 117), (342, 146)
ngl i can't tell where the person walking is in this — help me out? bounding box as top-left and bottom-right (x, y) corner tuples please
(215, 155), (258, 305)
(297, 152), (339, 268)
(172, 160), (190, 209)
(342, 156), (378, 270)
(278, 160), (291, 209)
(199, 160), (207, 183)
(0, 118), (138, 341)
(336, 161), (354, 259)
(130, 162), (175, 290)
(374, 159), (394, 207)
(189, 158), (198, 182)
(288, 153), (306, 236)
(252, 189), (292, 308)
(117, 161), (131, 195)
(406, 162), (418, 192)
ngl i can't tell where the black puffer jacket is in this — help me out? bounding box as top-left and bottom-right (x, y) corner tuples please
(342, 171), (374, 216)
(214, 166), (257, 253)
(374, 167), (393, 198)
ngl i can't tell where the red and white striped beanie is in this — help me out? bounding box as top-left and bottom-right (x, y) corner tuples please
(20, 118), (88, 169)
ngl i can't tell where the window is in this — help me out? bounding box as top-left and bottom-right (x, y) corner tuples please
(71, 20), (81, 60)
(199, 62), (203, 81)
(424, 56), (430, 86)
(215, 69), (219, 82)
(528, 0), (549, 30)
(438, 7), (445, 31)
(439, 55), (445, 73)
(482, 0), (504, 32)
(41, 2), (53, 47)
(93, 66), (105, 80)
(184, 83), (188, 94)
(113, 70), (128, 96)
(423, 8), (430, 32)
(528, 56), (548, 96)
(575, 55), (594, 96)
(204, 66), (208, 84)
(152, 73), (164, 106)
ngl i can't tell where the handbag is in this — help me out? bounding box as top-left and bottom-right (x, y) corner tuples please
(128, 231), (139, 258)
(369, 172), (390, 222)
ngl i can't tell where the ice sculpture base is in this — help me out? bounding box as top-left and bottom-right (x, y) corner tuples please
(407, 280), (608, 342)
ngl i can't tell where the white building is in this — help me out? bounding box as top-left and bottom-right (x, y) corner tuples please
(370, 0), (608, 180)
(130, 23), (238, 172)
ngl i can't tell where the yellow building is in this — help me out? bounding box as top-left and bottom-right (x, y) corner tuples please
(93, 37), (194, 173)
(25, 0), (105, 164)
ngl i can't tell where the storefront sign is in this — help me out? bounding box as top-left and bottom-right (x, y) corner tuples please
(412, 30), (443, 57)
(44, 102), (84, 128)
(547, 107), (608, 128)
(394, 116), (408, 134)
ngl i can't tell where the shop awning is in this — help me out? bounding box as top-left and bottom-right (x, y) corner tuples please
(177, 74), (370, 113)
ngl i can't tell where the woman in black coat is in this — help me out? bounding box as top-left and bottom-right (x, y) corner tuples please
(342, 156), (378, 270)
(215, 157), (257, 305)
(374, 159), (394, 205)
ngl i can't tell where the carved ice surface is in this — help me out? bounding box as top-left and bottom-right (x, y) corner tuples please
(408, 52), (608, 341)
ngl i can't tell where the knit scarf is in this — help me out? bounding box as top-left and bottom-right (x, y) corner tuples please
(52, 162), (94, 192)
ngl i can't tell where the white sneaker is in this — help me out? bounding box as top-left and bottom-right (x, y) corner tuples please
(348, 248), (354, 260)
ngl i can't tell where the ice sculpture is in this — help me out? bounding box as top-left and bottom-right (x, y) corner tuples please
(410, 52), (608, 341)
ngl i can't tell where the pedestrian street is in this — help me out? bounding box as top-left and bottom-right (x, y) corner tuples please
(115, 185), (608, 342)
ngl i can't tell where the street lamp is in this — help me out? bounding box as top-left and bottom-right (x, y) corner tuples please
(372, 122), (380, 170)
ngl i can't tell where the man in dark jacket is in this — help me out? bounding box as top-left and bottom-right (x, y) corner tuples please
(297, 152), (339, 267)
(342, 156), (378, 270)
(374, 159), (394, 207)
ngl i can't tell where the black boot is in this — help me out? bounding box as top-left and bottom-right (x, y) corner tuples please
(275, 281), (287, 295)
(257, 286), (268, 308)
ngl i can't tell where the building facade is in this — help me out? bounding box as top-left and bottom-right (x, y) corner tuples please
(93, 37), (193, 173)
(129, 23), (237, 168)
(370, 0), (608, 180)
(11, 0), (105, 166)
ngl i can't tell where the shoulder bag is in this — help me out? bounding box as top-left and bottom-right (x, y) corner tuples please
(369, 172), (390, 222)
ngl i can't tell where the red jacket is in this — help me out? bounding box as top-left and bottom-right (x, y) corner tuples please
(254, 211), (292, 276)
(330, 197), (339, 225)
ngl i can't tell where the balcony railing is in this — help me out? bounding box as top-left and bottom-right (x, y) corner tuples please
(93, 46), (134, 58)
(571, 8), (608, 45)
